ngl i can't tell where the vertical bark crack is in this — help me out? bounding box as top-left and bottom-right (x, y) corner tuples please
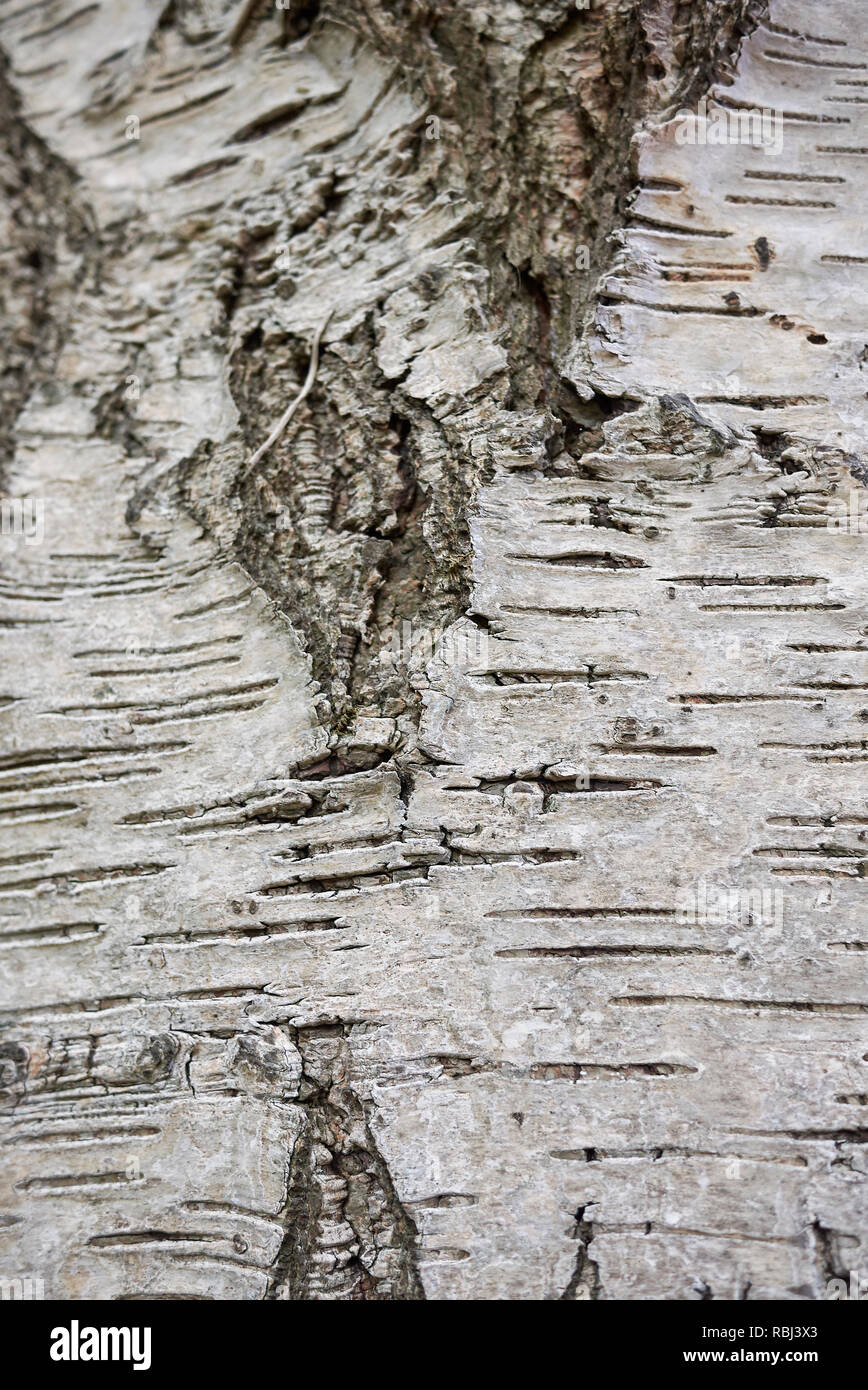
(267, 1026), (425, 1300)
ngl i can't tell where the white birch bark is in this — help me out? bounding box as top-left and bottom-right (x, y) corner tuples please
(0, 0), (865, 1300)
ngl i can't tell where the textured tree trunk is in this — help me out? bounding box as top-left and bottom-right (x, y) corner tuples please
(0, 0), (865, 1301)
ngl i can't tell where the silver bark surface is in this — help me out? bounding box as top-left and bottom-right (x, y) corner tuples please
(0, 0), (865, 1300)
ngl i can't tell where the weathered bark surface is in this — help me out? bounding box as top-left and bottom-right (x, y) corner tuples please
(0, 0), (865, 1300)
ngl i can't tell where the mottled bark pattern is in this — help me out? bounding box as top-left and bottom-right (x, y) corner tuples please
(0, 0), (865, 1300)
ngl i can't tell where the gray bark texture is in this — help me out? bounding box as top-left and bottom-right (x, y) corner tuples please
(0, 0), (866, 1301)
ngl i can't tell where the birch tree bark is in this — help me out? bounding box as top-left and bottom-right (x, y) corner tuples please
(0, 0), (866, 1301)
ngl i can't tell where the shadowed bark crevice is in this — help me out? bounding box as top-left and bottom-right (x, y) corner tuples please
(268, 1026), (425, 1300)
(0, 54), (96, 488)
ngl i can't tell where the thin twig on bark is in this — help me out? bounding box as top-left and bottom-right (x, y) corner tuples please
(241, 310), (333, 481)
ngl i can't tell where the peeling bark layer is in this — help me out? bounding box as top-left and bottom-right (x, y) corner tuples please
(0, 0), (866, 1301)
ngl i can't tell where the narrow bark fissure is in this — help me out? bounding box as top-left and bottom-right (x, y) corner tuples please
(0, 57), (95, 488)
(267, 1026), (425, 1301)
(560, 1204), (601, 1301)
